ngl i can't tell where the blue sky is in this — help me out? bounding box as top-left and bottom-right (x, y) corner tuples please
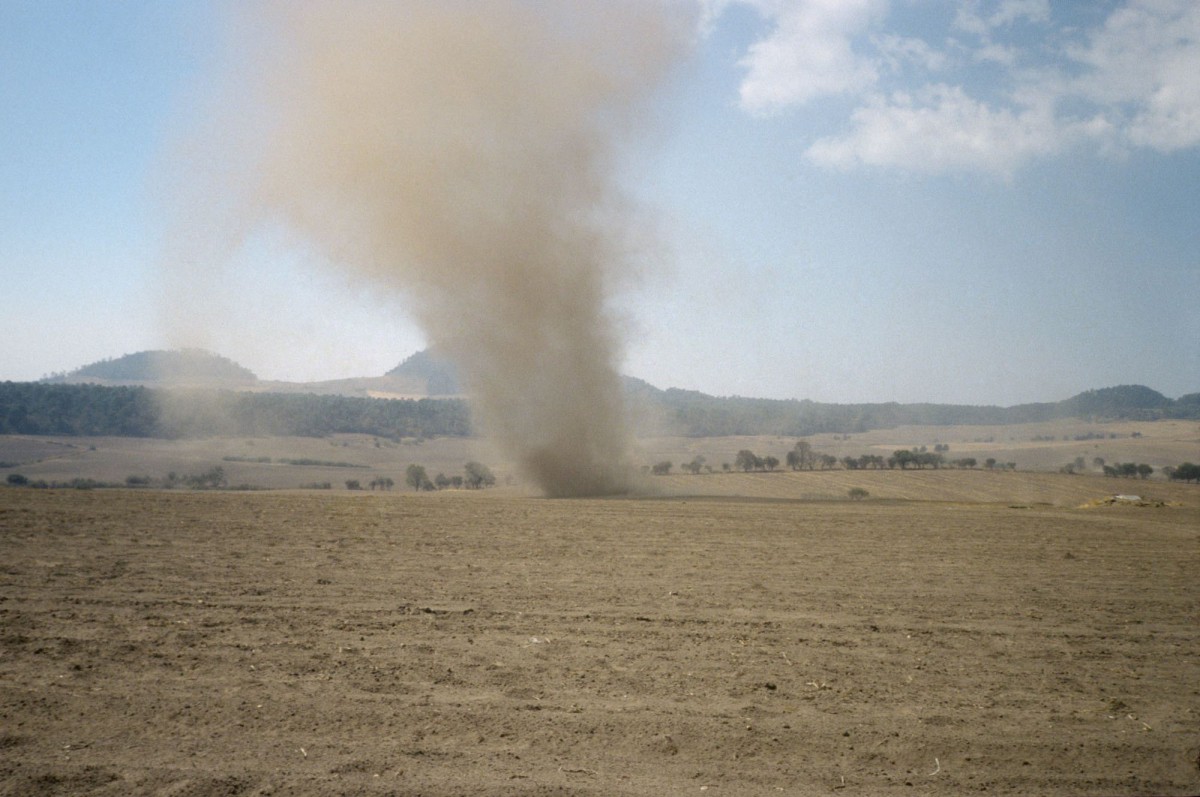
(2, 1), (1197, 405)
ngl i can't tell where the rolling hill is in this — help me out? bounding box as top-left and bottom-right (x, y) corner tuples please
(16, 348), (1200, 441)
(44, 348), (256, 385)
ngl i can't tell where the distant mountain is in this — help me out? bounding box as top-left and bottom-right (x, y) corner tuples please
(0, 381), (469, 439)
(1178, 392), (1200, 408)
(640, 383), (1199, 437)
(24, 348), (1199, 438)
(385, 350), (462, 395)
(45, 349), (256, 385)
(44, 349), (434, 400)
(1060, 385), (1172, 416)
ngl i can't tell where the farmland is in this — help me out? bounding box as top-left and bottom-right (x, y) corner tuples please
(1, 473), (1197, 795)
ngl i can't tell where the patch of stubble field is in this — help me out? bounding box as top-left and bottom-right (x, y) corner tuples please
(1, 488), (1197, 795)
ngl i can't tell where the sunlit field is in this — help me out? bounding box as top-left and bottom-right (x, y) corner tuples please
(2, 481), (1197, 795)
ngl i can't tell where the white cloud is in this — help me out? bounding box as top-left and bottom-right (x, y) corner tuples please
(991, 0), (1050, 27)
(973, 42), (1018, 65)
(735, 0), (887, 114)
(716, 0), (1200, 174)
(1068, 0), (1200, 152)
(805, 84), (1060, 176)
(953, 0), (1050, 37)
(872, 33), (947, 73)
(694, 0), (735, 36)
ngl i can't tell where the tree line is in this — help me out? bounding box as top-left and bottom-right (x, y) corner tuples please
(5, 460), (502, 492)
(9, 378), (1198, 444)
(0, 382), (470, 439)
(651, 444), (1199, 482)
(6, 378), (1198, 445)
(401, 462), (496, 491)
(632, 384), (1200, 438)
(651, 442), (1014, 474)
(6, 465), (241, 491)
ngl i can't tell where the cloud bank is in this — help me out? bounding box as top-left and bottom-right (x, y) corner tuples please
(717, 0), (1200, 175)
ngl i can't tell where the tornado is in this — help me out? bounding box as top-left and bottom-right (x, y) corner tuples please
(165, 1), (688, 496)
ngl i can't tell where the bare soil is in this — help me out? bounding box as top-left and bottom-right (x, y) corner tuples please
(2, 486), (1198, 795)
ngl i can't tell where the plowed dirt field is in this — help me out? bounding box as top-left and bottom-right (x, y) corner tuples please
(2, 488), (1198, 795)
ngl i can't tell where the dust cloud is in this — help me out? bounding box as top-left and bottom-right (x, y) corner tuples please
(162, 1), (687, 497)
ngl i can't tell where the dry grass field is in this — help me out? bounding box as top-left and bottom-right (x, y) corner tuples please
(0, 434), (507, 492)
(2, 417), (1196, 495)
(2, 477), (1198, 795)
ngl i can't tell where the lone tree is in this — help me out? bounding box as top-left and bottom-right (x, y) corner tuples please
(1168, 462), (1199, 482)
(463, 461), (495, 489)
(405, 464), (429, 491)
(787, 441), (816, 470)
(735, 449), (760, 472)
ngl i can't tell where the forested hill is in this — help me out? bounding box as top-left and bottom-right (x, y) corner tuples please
(635, 383), (1200, 437)
(385, 350), (462, 395)
(0, 382), (469, 439)
(43, 348), (257, 384)
(0, 380), (1195, 440)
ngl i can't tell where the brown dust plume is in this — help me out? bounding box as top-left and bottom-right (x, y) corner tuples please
(172, 2), (688, 496)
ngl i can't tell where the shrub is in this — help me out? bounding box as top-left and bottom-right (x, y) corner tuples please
(848, 487), (869, 501)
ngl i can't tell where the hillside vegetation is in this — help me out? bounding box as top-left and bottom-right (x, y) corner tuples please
(14, 349), (1200, 439)
(638, 384), (1200, 437)
(385, 349), (462, 395)
(44, 348), (256, 384)
(0, 382), (469, 439)
(4, 379), (1198, 442)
